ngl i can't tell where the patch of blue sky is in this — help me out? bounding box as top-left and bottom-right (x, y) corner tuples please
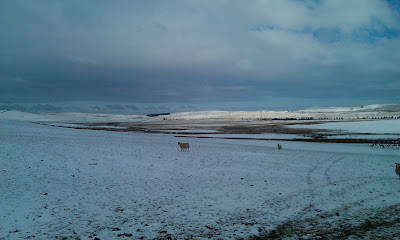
(296, 0), (321, 10)
(250, 24), (312, 33)
(312, 28), (341, 43)
(250, 24), (342, 43)
(250, 24), (276, 32)
(386, 0), (400, 10)
(351, 23), (400, 44)
(251, 22), (398, 45)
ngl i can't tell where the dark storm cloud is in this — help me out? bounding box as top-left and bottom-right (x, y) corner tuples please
(1, 0), (399, 107)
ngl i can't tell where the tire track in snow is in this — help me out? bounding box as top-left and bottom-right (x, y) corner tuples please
(253, 203), (400, 239)
(323, 156), (345, 185)
(306, 156), (334, 186)
(296, 171), (398, 237)
(253, 173), (399, 238)
(305, 155), (345, 187)
(259, 170), (395, 224)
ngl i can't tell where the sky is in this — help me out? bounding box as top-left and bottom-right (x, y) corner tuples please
(1, 0), (400, 114)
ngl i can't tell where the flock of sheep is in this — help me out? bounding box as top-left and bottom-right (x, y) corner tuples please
(178, 142), (283, 151)
(370, 142), (400, 149)
(178, 142), (400, 180)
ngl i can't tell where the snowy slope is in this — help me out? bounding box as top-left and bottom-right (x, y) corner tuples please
(0, 110), (56, 122)
(300, 104), (400, 112)
(1, 104), (399, 123)
(165, 104), (400, 120)
(1, 120), (399, 239)
(0, 110), (150, 123)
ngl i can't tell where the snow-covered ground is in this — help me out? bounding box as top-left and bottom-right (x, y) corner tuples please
(166, 104), (400, 120)
(0, 110), (150, 123)
(157, 129), (221, 134)
(1, 120), (400, 239)
(1, 103), (399, 125)
(44, 123), (128, 130)
(191, 133), (308, 140)
(289, 119), (400, 134)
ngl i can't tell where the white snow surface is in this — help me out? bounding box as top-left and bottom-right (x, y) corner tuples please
(300, 104), (400, 112)
(1, 103), (399, 124)
(158, 129), (221, 133)
(1, 120), (400, 239)
(166, 104), (400, 120)
(0, 110), (150, 123)
(290, 119), (400, 134)
(47, 123), (128, 130)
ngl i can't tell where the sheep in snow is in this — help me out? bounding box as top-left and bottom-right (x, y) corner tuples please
(178, 142), (190, 151)
(277, 144), (282, 150)
(396, 163), (400, 179)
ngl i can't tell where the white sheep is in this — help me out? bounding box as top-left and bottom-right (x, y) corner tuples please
(277, 144), (282, 150)
(178, 142), (190, 151)
(396, 163), (400, 179)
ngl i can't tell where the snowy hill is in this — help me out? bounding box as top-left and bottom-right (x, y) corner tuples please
(165, 104), (400, 120)
(1, 104), (399, 123)
(301, 104), (400, 112)
(0, 110), (150, 123)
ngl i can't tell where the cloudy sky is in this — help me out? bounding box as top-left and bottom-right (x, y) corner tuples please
(1, 0), (399, 113)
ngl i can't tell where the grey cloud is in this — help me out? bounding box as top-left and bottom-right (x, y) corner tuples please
(1, 0), (399, 108)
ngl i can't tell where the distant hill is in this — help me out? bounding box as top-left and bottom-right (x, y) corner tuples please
(302, 104), (400, 112)
(1, 104), (399, 122)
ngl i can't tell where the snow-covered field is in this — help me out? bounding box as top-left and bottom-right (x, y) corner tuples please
(1, 120), (400, 239)
(290, 119), (400, 134)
